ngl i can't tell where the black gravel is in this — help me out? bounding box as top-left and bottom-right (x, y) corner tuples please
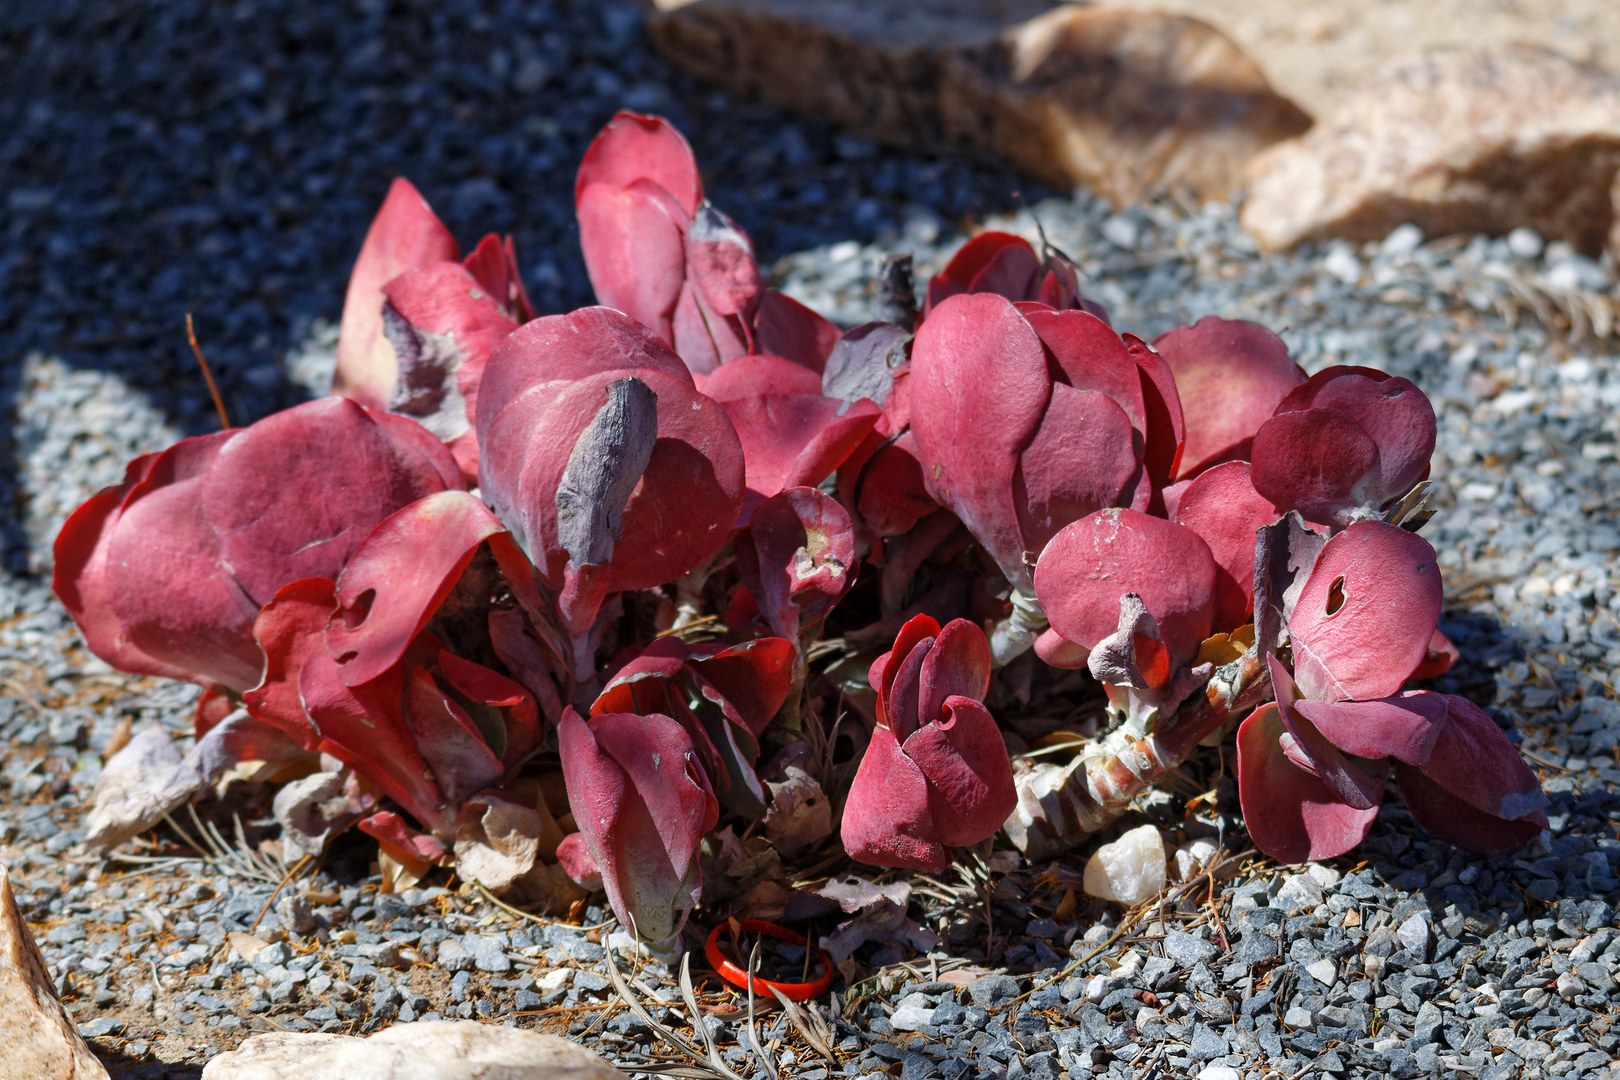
(3, 3), (1620, 1080)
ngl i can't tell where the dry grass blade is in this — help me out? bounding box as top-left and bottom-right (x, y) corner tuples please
(744, 942), (780, 1080)
(602, 942), (737, 1080)
(768, 986), (837, 1063)
(680, 953), (730, 1077)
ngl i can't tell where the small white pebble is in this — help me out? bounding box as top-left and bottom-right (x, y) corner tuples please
(1556, 972), (1585, 1001)
(1283, 1005), (1315, 1030)
(1306, 959), (1337, 986)
(1084, 825), (1166, 905)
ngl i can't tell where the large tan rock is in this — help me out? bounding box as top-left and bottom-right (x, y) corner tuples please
(0, 865), (112, 1080)
(1243, 45), (1620, 254)
(200, 1021), (629, 1080)
(645, 0), (1311, 204)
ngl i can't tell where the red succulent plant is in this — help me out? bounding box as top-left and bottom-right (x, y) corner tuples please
(1239, 519), (1547, 861)
(909, 293), (1184, 662)
(842, 615), (1015, 871)
(1250, 365), (1437, 528)
(559, 706), (719, 954)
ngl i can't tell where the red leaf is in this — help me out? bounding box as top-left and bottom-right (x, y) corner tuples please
(1171, 461), (1279, 631)
(1394, 760), (1547, 855)
(1034, 509), (1217, 668)
(559, 707), (717, 949)
(202, 398), (461, 608)
(1410, 695), (1550, 823)
(380, 260), (520, 436)
(840, 719), (947, 871)
(1410, 629), (1461, 680)
(720, 393), (880, 517)
(53, 450), (195, 683)
(1291, 691), (1450, 766)
(754, 289), (840, 373)
(1236, 703), (1380, 864)
(574, 110), (703, 217)
(734, 487), (856, 641)
(698, 354), (825, 401)
(301, 653), (445, 830)
(328, 491), (509, 687)
(105, 431), (262, 691)
(1288, 521), (1442, 702)
(910, 293), (1051, 585)
(335, 178), (459, 410)
(402, 664), (504, 806)
(576, 179), (689, 348)
(243, 577), (339, 751)
(1152, 317), (1304, 479)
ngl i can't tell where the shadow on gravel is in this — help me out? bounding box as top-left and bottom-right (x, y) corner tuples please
(99, 1046), (205, 1080)
(0, 0), (1045, 576)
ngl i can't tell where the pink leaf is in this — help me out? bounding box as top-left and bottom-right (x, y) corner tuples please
(754, 290), (840, 373)
(917, 618), (993, 725)
(1170, 461), (1279, 631)
(1288, 521), (1442, 702)
(1409, 695), (1550, 823)
(720, 394), (880, 516)
(559, 707), (717, 949)
(1012, 384), (1140, 558)
(910, 293), (1051, 585)
(53, 451), (195, 683)
(461, 232), (534, 322)
(687, 638), (795, 738)
(202, 398), (460, 608)
(1291, 692), (1450, 765)
(435, 649), (545, 772)
(380, 260), (520, 439)
(243, 577), (339, 751)
(327, 491), (509, 686)
(1394, 760), (1547, 855)
(576, 179), (689, 347)
(734, 487), (857, 641)
(1252, 366), (1435, 524)
(402, 664), (505, 806)
(1236, 703), (1380, 863)
(1033, 509), (1217, 668)
(1124, 333), (1185, 495)
(904, 697), (1016, 848)
(1152, 317), (1304, 478)
(1270, 656), (1386, 811)
(358, 810), (450, 864)
(105, 431), (262, 691)
(574, 110), (703, 217)
(840, 720), (947, 871)
(335, 178), (459, 410)
(300, 654), (445, 830)
(698, 354), (825, 401)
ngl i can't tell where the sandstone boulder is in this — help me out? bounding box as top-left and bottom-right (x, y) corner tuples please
(1243, 45), (1620, 254)
(0, 864), (112, 1080)
(645, 0), (1311, 204)
(200, 1021), (628, 1080)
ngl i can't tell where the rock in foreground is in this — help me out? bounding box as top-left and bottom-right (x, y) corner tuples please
(646, 0), (1310, 204)
(201, 1021), (628, 1080)
(1243, 45), (1620, 254)
(1083, 823), (1166, 904)
(0, 864), (112, 1080)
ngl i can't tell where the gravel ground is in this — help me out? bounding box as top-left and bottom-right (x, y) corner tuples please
(3, 3), (1619, 1079)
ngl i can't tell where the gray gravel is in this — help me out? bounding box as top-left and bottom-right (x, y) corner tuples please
(3, 2), (1620, 1079)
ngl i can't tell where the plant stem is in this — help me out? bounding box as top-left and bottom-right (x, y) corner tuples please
(1004, 646), (1272, 858)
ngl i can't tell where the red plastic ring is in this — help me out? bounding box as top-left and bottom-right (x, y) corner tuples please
(704, 919), (833, 1001)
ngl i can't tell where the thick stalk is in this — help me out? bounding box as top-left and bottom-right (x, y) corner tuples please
(1003, 646), (1272, 859)
(988, 587), (1048, 667)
